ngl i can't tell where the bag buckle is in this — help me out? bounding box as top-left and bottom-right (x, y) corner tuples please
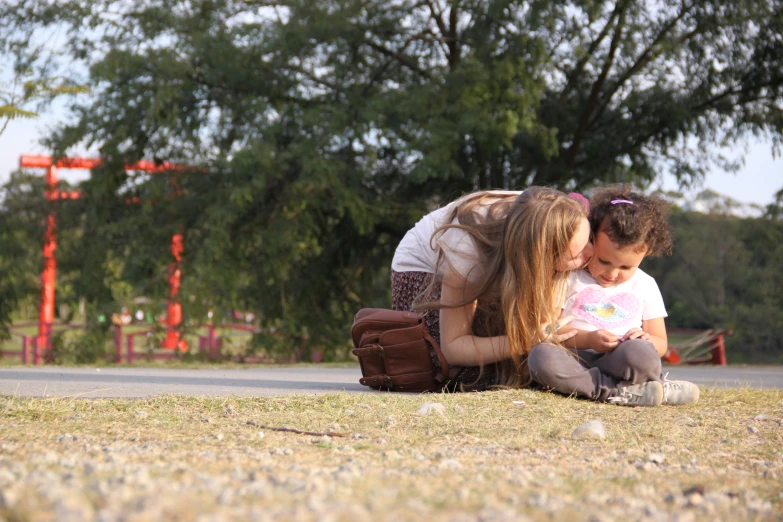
(351, 344), (385, 358)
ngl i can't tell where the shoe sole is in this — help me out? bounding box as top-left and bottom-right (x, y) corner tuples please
(665, 384), (700, 405)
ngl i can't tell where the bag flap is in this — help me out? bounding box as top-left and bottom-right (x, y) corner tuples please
(351, 308), (421, 347)
(378, 323), (426, 346)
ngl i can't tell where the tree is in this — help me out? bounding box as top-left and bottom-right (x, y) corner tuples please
(1, 0), (782, 354)
(765, 187), (783, 219)
(0, 64), (88, 138)
(645, 207), (783, 363)
(0, 172), (48, 339)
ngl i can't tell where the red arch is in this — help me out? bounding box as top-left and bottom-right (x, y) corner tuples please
(20, 155), (191, 353)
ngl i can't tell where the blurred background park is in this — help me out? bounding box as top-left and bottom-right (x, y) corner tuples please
(1, 0), (781, 365)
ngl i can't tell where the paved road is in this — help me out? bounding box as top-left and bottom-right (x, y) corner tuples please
(0, 365), (781, 398)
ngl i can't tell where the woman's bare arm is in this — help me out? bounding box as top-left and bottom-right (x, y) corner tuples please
(438, 275), (509, 366)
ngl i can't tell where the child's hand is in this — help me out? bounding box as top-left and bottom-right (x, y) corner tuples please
(589, 329), (620, 352)
(621, 328), (651, 342)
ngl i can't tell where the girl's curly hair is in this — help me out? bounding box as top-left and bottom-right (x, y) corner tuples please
(588, 185), (672, 257)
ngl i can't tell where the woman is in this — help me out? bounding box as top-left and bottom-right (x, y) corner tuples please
(391, 187), (593, 390)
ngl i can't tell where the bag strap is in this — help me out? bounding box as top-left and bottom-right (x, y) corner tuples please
(360, 370), (435, 389)
(351, 345), (383, 358)
(421, 326), (449, 384)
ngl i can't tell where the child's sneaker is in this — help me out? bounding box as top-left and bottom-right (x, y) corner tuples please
(607, 381), (663, 407)
(662, 373), (700, 405)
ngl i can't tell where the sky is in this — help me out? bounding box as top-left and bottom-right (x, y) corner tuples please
(1, 104), (781, 208)
(657, 139), (781, 210)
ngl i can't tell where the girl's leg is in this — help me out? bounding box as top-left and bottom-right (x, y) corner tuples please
(391, 270), (442, 373)
(528, 343), (621, 401)
(596, 339), (700, 405)
(590, 339), (662, 384)
(391, 269), (439, 340)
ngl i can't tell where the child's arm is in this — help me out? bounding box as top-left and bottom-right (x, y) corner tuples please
(622, 317), (668, 357)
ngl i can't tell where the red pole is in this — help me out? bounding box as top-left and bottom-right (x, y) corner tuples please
(711, 333), (728, 366)
(115, 325), (123, 363)
(39, 165), (58, 354)
(208, 325), (217, 358)
(163, 233), (185, 350)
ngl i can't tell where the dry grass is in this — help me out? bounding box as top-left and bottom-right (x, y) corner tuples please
(1, 387), (782, 521)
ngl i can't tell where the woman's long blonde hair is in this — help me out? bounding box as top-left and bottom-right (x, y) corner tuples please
(418, 187), (588, 388)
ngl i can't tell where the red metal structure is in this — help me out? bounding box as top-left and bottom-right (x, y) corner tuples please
(18, 154), (187, 355)
(662, 328), (732, 366)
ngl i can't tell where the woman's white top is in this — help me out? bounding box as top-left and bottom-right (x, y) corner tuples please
(391, 191), (522, 283)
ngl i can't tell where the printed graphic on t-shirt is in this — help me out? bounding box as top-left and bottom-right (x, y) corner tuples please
(572, 287), (640, 331)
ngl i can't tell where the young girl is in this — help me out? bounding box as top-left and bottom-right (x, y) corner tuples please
(528, 186), (700, 406)
(391, 187), (592, 391)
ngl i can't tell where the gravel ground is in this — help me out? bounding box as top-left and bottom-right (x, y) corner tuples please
(1, 387), (782, 521)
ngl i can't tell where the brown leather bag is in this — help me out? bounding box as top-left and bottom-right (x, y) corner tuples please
(351, 308), (450, 392)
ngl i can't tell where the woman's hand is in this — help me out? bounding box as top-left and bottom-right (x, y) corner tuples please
(621, 328), (651, 342)
(542, 315), (578, 343)
(588, 329), (620, 352)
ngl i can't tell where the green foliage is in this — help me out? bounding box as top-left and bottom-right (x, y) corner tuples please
(765, 187), (783, 220)
(1, 1), (782, 357)
(644, 209), (783, 363)
(0, 173), (48, 340)
(49, 328), (113, 364)
(0, 66), (89, 137)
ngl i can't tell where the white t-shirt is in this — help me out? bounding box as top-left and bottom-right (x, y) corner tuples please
(562, 269), (667, 337)
(391, 191), (521, 283)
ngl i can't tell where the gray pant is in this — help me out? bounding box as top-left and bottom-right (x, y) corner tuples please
(527, 340), (662, 402)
